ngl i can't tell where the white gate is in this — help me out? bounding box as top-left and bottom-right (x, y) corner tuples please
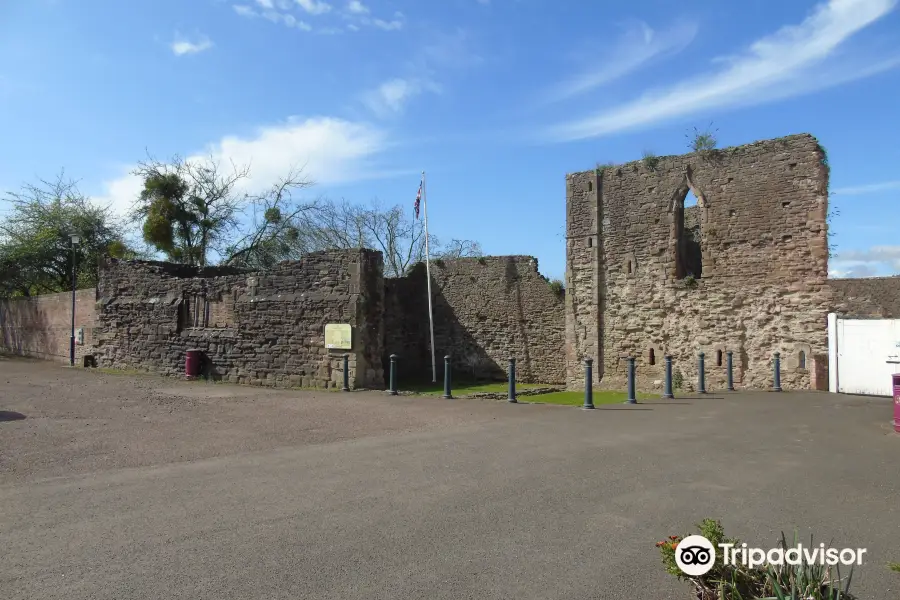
(828, 313), (900, 396)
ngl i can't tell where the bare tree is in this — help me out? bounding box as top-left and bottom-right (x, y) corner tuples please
(291, 198), (481, 277)
(438, 239), (483, 261)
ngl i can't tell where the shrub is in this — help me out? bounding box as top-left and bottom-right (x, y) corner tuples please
(687, 123), (719, 153)
(656, 520), (858, 600)
(642, 150), (661, 170)
(548, 278), (565, 298)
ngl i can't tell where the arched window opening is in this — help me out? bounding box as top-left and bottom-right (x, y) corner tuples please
(799, 350), (806, 369)
(649, 348), (656, 366)
(674, 189), (703, 279)
(716, 350), (723, 367)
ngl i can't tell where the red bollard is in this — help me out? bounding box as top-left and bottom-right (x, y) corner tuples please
(893, 374), (900, 433)
(185, 349), (201, 378)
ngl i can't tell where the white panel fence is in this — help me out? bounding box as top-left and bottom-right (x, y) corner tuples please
(827, 313), (900, 396)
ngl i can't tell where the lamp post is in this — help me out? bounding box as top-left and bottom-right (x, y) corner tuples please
(69, 233), (80, 367)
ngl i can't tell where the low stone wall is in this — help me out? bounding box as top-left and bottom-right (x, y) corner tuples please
(384, 256), (566, 384)
(0, 289), (98, 363)
(829, 276), (900, 318)
(93, 250), (385, 389)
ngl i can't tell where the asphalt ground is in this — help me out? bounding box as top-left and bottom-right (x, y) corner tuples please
(1, 356), (898, 599)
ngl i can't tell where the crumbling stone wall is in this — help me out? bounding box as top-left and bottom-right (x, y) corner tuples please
(829, 276), (900, 318)
(384, 256), (566, 384)
(566, 133), (831, 392)
(94, 249), (384, 389)
(0, 289), (98, 363)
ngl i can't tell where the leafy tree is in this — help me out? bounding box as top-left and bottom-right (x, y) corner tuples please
(0, 173), (134, 297)
(129, 155), (481, 275)
(131, 155), (314, 267)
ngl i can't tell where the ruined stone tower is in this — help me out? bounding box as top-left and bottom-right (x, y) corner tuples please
(564, 134), (831, 392)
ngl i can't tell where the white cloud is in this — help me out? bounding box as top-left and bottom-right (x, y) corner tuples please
(235, 0), (397, 32)
(542, 0), (899, 142)
(832, 180), (900, 195)
(233, 4), (312, 30)
(540, 20), (697, 105)
(363, 78), (440, 117)
(295, 0), (331, 15)
(346, 0), (368, 14)
(170, 35), (213, 56)
(370, 13), (404, 31)
(93, 117), (401, 217)
(829, 245), (900, 277)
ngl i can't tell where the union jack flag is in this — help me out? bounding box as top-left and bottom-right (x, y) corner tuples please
(414, 181), (422, 220)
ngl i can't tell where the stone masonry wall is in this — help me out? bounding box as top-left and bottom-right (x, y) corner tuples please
(384, 256), (566, 384)
(0, 289), (98, 363)
(828, 276), (900, 318)
(566, 133), (832, 392)
(94, 249), (384, 389)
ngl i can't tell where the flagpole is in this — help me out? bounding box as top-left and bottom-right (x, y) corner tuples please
(421, 170), (437, 383)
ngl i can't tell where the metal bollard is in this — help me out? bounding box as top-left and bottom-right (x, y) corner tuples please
(389, 354), (398, 396)
(726, 350), (735, 391)
(508, 357), (517, 403)
(342, 353), (350, 391)
(583, 358), (594, 409)
(626, 357), (637, 404)
(698, 352), (707, 394)
(773, 352), (782, 392)
(663, 355), (674, 399)
(443, 355), (453, 399)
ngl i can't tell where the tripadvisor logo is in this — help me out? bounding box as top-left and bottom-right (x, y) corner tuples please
(674, 536), (867, 576)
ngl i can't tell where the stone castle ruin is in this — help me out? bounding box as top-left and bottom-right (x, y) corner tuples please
(3, 133), (900, 392)
(565, 133), (832, 391)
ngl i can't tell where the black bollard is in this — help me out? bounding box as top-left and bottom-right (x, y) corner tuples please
(508, 357), (517, 403)
(773, 352), (782, 392)
(389, 354), (398, 396)
(663, 355), (674, 399)
(342, 353), (350, 391)
(443, 355), (453, 399)
(626, 357), (637, 404)
(698, 352), (707, 394)
(583, 358), (594, 409)
(726, 351), (735, 391)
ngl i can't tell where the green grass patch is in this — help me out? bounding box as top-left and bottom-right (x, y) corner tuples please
(401, 381), (546, 396)
(523, 390), (655, 406)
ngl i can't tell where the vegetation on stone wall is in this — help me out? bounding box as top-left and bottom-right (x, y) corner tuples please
(0, 173), (137, 298)
(642, 150), (661, 171)
(687, 122), (719, 153)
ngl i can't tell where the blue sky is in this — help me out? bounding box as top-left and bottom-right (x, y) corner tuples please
(1, 0), (899, 280)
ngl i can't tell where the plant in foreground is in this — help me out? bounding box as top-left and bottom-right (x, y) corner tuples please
(656, 519), (858, 599)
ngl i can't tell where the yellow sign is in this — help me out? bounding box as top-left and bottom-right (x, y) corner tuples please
(324, 324), (352, 350)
